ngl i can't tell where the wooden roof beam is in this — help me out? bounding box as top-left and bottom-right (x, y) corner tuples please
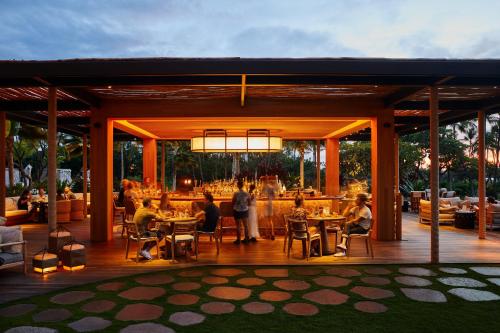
(0, 100), (89, 112)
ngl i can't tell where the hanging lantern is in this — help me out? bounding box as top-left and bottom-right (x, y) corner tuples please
(48, 225), (73, 255)
(191, 129), (282, 153)
(32, 248), (58, 274)
(61, 242), (86, 271)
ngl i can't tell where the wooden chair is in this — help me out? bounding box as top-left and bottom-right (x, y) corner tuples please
(219, 201), (236, 242)
(345, 228), (374, 258)
(287, 218), (322, 260)
(282, 214), (290, 253)
(325, 219), (342, 251)
(165, 220), (198, 263)
(124, 220), (160, 263)
(113, 198), (126, 238)
(124, 199), (137, 221)
(195, 216), (221, 256)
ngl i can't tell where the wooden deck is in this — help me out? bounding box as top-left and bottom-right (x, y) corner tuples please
(1, 213), (500, 303)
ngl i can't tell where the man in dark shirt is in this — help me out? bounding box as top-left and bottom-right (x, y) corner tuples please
(195, 193), (220, 232)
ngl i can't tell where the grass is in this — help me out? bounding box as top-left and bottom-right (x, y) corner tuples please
(1, 264), (500, 332)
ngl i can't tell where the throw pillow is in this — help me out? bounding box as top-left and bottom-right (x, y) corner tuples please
(0, 226), (23, 253)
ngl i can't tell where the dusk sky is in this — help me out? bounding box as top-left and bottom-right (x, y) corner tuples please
(1, 0), (500, 60)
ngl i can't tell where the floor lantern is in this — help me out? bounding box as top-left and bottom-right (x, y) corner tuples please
(61, 242), (86, 271)
(48, 225), (73, 255)
(32, 248), (58, 274)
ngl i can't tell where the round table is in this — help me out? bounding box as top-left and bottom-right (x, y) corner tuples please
(307, 215), (346, 255)
(454, 211), (476, 229)
(155, 217), (200, 259)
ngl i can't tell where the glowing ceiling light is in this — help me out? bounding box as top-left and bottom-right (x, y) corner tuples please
(191, 129), (282, 153)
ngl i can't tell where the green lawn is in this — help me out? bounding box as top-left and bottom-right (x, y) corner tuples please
(1, 264), (500, 333)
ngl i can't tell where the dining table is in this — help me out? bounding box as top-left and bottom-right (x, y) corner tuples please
(307, 215), (346, 255)
(153, 216), (200, 259)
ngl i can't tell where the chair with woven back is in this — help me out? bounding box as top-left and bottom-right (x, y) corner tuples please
(195, 216), (222, 256)
(282, 214), (290, 253)
(165, 220), (198, 263)
(287, 217), (322, 260)
(124, 199), (137, 221)
(344, 221), (374, 258)
(124, 220), (160, 263)
(113, 197), (126, 238)
(219, 201), (236, 242)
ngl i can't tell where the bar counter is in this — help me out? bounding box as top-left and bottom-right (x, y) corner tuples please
(152, 196), (341, 231)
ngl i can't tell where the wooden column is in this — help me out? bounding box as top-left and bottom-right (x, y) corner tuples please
(394, 133), (400, 190)
(316, 140), (321, 192)
(394, 133), (402, 240)
(0, 112), (6, 218)
(48, 87), (57, 234)
(325, 138), (340, 195)
(371, 110), (395, 241)
(429, 86), (440, 263)
(478, 110), (486, 239)
(82, 134), (88, 217)
(90, 111), (113, 241)
(161, 141), (166, 192)
(142, 139), (157, 186)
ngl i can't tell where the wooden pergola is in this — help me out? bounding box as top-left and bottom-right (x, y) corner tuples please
(0, 57), (498, 263)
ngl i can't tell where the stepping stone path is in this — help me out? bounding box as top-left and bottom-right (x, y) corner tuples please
(207, 286), (251, 300)
(50, 291), (95, 305)
(354, 301), (388, 313)
(351, 286), (395, 300)
(242, 302), (275, 314)
(33, 308), (72, 323)
(120, 323), (175, 333)
(5, 327), (57, 333)
(470, 267), (500, 276)
(313, 276), (351, 287)
(119, 286), (166, 300)
(487, 278), (500, 286)
(115, 303), (163, 321)
(68, 316), (112, 332)
(201, 302), (236, 315)
(361, 277), (391, 286)
(237, 277), (266, 286)
(172, 282), (201, 291)
(325, 268), (361, 277)
(169, 311), (205, 326)
(439, 267), (467, 274)
(401, 288), (447, 303)
(135, 274), (174, 285)
(202, 276), (229, 285)
(167, 294), (200, 305)
(254, 268), (288, 278)
(259, 291), (292, 302)
(273, 279), (311, 291)
(293, 267), (323, 276)
(303, 289), (349, 305)
(399, 267), (436, 277)
(448, 288), (500, 301)
(364, 267), (392, 275)
(438, 277), (487, 288)
(211, 268), (246, 277)
(96, 281), (126, 292)
(178, 269), (205, 277)
(395, 276), (432, 287)
(81, 300), (116, 313)
(0, 304), (37, 317)
(282, 303), (319, 316)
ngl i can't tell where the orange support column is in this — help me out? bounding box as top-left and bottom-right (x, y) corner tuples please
(325, 138), (340, 195)
(0, 112), (5, 218)
(371, 111), (395, 241)
(90, 111), (113, 242)
(142, 139), (157, 186)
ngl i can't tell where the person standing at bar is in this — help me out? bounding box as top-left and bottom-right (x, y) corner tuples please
(247, 184), (260, 242)
(232, 179), (250, 244)
(264, 182), (276, 240)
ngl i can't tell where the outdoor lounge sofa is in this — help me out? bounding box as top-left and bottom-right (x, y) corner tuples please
(0, 225), (27, 274)
(487, 204), (500, 230)
(419, 199), (456, 224)
(4, 197), (30, 226)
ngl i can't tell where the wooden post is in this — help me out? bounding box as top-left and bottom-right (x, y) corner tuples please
(82, 134), (88, 218)
(394, 133), (400, 190)
(371, 110), (395, 241)
(161, 141), (166, 192)
(325, 138), (340, 195)
(90, 111), (113, 241)
(429, 86), (440, 263)
(395, 133), (402, 240)
(316, 140), (321, 192)
(478, 110), (486, 239)
(48, 87), (57, 234)
(142, 139), (157, 186)
(0, 112), (6, 218)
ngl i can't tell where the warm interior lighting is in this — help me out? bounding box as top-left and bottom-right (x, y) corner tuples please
(63, 265), (85, 271)
(114, 120), (160, 139)
(34, 266), (58, 274)
(191, 129), (282, 153)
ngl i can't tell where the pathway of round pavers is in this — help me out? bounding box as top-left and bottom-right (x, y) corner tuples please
(326, 267), (361, 277)
(470, 266), (500, 276)
(5, 327), (57, 333)
(360, 276), (391, 286)
(282, 302), (319, 316)
(167, 293), (200, 305)
(293, 267), (323, 276)
(50, 291), (95, 305)
(202, 276), (229, 285)
(96, 281), (126, 292)
(68, 316), (112, 332)
(120, 322), (175, 333)
(169, 311), (205, 326)
(438, 277), (487, 288)
(177, 269), (205, 277)
(448, 288), (500, 301)
(399, 267), (437, 276)
(200, 302), (236, 314)
(354, 301), (388, 313)
(0, 304), (37, 317)
(395, 276), (432, 287)
(364, 267), (392, 275)
(237, 277), (266, 286)
(313, 276), (351, 287)
(259, 290), (292, 302)
(439, 267), (467, 274)
(400, 288), (447, 303)
(303, 289), (349, 305)
(207, 286), (251, 300)
(242, 302), (275, 314)
(211, 268), (246, 277)
(254, 268), (289, 277)
(115, 303), (163, 321)
(81, 300), (116, 313)
(172, 282), (201, 291)
(118, 286), (165, 300)
(33, 309), (73, 323)
(135, 274), (174, 285)
(350, 286), (395, 300)
(273, 279), (311, 291)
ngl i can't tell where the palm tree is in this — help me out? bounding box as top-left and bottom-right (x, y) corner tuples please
(285, 140), (313, 188)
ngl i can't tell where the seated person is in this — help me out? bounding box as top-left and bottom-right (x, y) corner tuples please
(64, 186), (76, 200)
(37, 187), (47, 201)
(290, 196), (320, 256)
(56, 189), (66, 201)
(124, 182), (139, 202)
(132, 197), (164, 260)
(117, 179), (129, 207)
(158, 192), (175, 212)
(194, 192), (220, 232)
(17, 189), (32, 211)
(335, 193), (372, 257)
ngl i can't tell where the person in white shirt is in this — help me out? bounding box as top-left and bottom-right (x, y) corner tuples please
(335, 193), (372, 257)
